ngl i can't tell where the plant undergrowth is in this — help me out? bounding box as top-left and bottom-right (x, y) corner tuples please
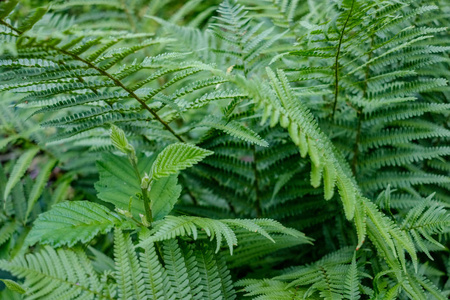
(0, 0), (449, 299)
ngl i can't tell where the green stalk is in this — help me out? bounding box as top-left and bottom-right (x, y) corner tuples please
(130, 158), (153, 225)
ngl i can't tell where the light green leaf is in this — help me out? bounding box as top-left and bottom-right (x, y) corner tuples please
(0, 246), (103, 298)
(3, 147), (39, 201)
(110, 124), (134, 155)
(26, 201), (132, 247)
(25, 158), (57, 221)
(343, 254), (360, 300)
(95, 152), (155, 218)
(150, 175), (182, 221)
(114, 229), (146, 300)
(199, 116), (269, 147)
(0, 135), (19, 151)
(0, 221), (18, 247)
(151, 143), (213, 179)
(0, 0), (19, 19)
(0, 279), (26, 294)
(271, 170), (297, 202)
(17, 7), (48, 33)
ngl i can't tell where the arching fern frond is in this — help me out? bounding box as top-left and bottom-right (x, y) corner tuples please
(0, 246), (110, 299)
(137, 215), (308, 255)
(198, 116), (269, 147)
(401, 196), (450, 259)
(26, 201), (133, 248)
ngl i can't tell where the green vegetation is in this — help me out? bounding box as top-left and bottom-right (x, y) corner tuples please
(0, 0), (449, 299)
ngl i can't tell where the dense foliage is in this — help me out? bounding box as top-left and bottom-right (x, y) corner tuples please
(0, 0), (449, 299)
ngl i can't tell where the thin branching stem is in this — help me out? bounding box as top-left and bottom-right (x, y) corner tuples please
(351, 36), (373, 175)
(52, 47), (185, 143)
(331, 0), (355, 120)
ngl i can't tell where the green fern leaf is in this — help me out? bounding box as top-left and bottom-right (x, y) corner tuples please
(151, 143), (213, 179)
(0, 246), (109, 299)
(212, 251), (236, 299)
(0, 221), (18, 247)
(3, 147), (39, 201)
(343, 255), (360, 300)
(199, 116), (269, 147)
(0, 279), (26, 294)
(150, 175), (182, 221)
(139, 241), (175, 300)
(163, 239), (197, 300)
(180, 243), (204, 300)
(114, 229), (146, 300)
(25, 158), (57, 221)
(26, 201), (132, 247)
(194, 246), (223, 300)
(17, 7), (48, 33)
(354, 198), (366, 250)
(138, 216), (306, 255)
(402, 197), (450, 259)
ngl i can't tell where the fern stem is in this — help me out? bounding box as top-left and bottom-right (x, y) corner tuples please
(2, 19), (102, 99)
(184, 182), (198, 206)
(129, 158), (153, 224)
(331, 0), (355, 120)
(141, 188), (153, 224)
(351, 36), (373, 175)
(0, 19), (20, 34)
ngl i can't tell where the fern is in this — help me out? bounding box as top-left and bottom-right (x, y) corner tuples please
(26, 201), (133, 247)
(151, 143), (213, 179)
(3, 147), (40, 200)
(114, 229), (146, 300)
(0, 246), (110, 299)
(139, 240), (175, 300)
(137, 215), (309, 254)
(198, 116), (269, 147)
(0, 0), (449, 299)
(343, 255), (360, 300)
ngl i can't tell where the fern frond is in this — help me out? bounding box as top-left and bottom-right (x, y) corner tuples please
(235, 278), (305, 299)
(360, 146), (450, 171)
(163, 239), (199, 300)
(0, 221), (18, 247)
(343, 255), (360, 300)
(0, 246), (109, 299)
(27, 201), (131, 247)
(137, 215), (306, 255)
(139, 241), (175, 300)
(402, 197), (450, 259)
(185, 90), (247, 109)
(151, 143), (213, 179)
(25, 158), (57, 221)
(361, 172), (450, 193)
(192, 245), (221, 300)
(3, 147), (39, 200)
(198, 116), (269, 147)
(224, 234), (312, 269)
(241, 247), (358, 299)
(114, 229), (146, 300)
(32, 92), (130, 116)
